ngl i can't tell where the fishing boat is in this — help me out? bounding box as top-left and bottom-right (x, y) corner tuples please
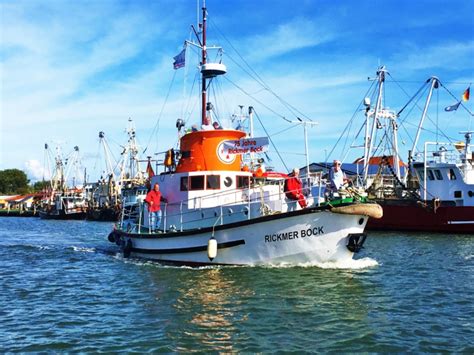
(86, 120), (146, 222)
(331, 67), (473, 233)
(367, 131), (473, 233)
(107, 2), (382, 266)
(38, 145), (88, 220)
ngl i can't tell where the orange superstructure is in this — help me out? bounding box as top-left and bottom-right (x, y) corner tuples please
(176, 130), (246, 173)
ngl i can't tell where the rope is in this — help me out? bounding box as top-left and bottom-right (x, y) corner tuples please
(223, 76), (291, 123)
(209, 18), (313, 122)
(143, 70), (178, 155)
(253, 109), (289, 172)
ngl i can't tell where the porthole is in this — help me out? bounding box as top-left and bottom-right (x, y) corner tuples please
(358, 218), (365, 225)
(224, 176), (233, 187)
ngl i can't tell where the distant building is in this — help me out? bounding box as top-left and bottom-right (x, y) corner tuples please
(299, 156), (407, 179)
(0, 194), (37, 210)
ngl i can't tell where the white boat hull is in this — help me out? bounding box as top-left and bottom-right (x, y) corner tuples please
(111, 207), (369, 266)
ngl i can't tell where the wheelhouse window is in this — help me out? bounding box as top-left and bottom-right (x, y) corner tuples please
(206, 175), (220, 190)
(237, 175), (250, 189)
(417, 169), (424, 181)
(449, 169), (457, 180)
(189, 175), (205, 190)
(434, 170), (443, 180)
(427, 170), (435, 181)
(180, 177), (189, 191)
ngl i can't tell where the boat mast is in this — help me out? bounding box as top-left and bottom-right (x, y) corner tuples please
(410, 77), (439, 159)
(363, 66), (386, 187)
(391, 117), (401, 180)
(201, 1), (207, 125)
(99, 131), (116, 182)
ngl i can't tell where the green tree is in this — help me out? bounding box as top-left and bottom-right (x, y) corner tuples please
(0, 169), (30, 194)
(32, 180), (51, 192)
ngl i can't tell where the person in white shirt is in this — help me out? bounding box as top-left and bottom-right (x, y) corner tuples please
(329, 160), (346, 193)
(201, 116), (214, 130)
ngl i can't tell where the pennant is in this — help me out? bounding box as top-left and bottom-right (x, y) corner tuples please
(173, 48), (186, 69)
(146, 160), (155, 178)
(462, 87), (470, 102)
(444, 101), (461, 112)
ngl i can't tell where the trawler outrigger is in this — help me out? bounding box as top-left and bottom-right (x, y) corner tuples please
(107, 3), (382, 265)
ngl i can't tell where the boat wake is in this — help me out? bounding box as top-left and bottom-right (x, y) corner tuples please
(262, 257), (379, 270)
(70, 246), (96, 253)
(309, 257), (378, 270)
(110, 254), (378, 270)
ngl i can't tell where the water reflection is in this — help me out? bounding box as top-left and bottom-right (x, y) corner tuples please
(170, 268), (254, 351)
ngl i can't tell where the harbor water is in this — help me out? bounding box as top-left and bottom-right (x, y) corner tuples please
(0, 217), (472, 352)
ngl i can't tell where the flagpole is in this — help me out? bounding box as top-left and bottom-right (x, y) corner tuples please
(201, 1), (207, 125)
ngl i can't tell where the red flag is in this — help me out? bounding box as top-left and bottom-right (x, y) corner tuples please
(462, 87), (470, 102)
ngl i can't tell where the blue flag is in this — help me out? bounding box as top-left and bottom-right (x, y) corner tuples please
(173, 48), (186, 69)
(444, 101), (461, 112)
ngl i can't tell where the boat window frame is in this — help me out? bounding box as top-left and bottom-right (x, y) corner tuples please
(417, 169), (424, 181)
(206, 175), (220, 190)
(180, 176), (189, 191)
(434, 169), (443, 180)
(189, 175), (205, 191)
(237, 175), (250, 189)
(427, 169), (435, 181)
(449, 169), (457, 180)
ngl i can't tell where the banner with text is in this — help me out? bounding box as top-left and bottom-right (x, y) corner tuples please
(222, 137), (269, 155)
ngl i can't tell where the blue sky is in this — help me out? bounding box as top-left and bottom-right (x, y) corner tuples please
(1, 0), (473, 183)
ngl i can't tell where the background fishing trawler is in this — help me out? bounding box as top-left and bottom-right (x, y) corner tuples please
(108, 2), (382, 266)
(38, 145), (88, 220)
(85, 119), (148, 222)
(328, 67), (473, 233)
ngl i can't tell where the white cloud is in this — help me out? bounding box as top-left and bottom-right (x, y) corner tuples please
(393, 41), (474, 72)
(245, 17), (335, 62)
(24, 159), (49, 182)
(1, 1), (472, 176)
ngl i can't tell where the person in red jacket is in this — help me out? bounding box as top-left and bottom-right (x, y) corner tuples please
(284, 168), (307, 211)
(145, 183), (167, 232)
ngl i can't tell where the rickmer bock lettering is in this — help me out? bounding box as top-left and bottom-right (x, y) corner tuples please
(264, 226), (324, 243)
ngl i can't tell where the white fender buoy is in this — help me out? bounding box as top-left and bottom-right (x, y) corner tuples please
(207, 237), (217, 261)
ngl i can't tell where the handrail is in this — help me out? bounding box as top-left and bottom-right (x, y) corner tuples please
(117, 176), (343, 234)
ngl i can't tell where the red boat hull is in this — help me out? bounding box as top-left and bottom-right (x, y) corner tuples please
(366, 199), (474, 233)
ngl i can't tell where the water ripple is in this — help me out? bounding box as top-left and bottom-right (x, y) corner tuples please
(0, 219), (473, 352)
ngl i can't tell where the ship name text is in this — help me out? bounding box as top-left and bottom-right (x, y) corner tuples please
(264, 226), (324, 243)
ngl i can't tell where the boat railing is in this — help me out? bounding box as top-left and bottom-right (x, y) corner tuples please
(119, 180), (318, 234)
(422, 141), (473, 165)
(421, 141), (474, 200)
